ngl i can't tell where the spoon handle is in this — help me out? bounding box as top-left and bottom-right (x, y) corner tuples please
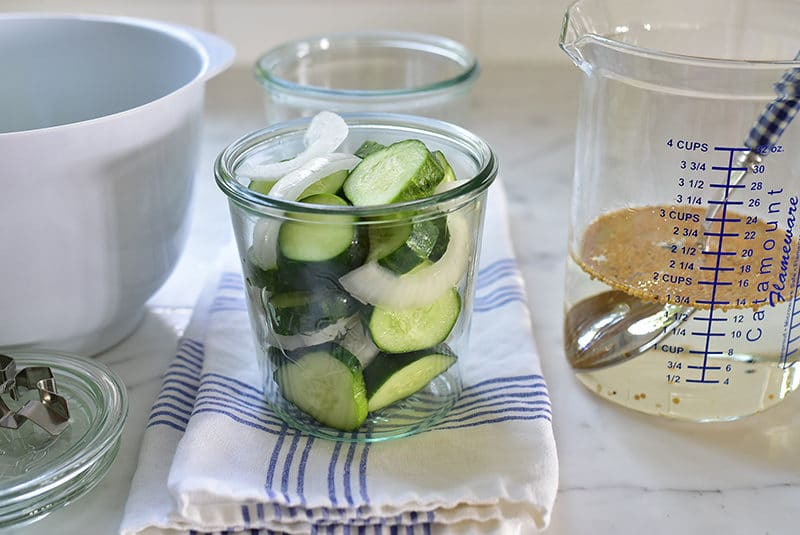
(702, 57), (800, 243)
(744, 54), (800, 152)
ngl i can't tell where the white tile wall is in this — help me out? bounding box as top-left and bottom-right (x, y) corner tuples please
(0, 0), (574, 66)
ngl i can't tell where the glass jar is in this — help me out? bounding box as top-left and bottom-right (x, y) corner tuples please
(254, 32), (479, 124)
(215, 114), (497, 441)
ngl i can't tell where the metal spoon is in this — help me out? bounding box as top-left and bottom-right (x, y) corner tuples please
(566, 58), (800, 371)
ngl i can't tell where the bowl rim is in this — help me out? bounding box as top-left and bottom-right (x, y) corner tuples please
(0, 12), (211, 137)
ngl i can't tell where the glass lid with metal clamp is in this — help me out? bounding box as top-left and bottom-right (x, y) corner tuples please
(0, 350), (127, 528)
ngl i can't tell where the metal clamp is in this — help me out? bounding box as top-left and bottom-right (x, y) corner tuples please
(0, 354), (70, 436)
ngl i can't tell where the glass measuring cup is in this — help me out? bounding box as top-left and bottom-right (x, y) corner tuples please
(560, 0), (800, 421)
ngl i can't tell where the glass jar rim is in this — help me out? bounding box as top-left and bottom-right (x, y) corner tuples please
(254, 31), (479, 99)
(214, 113), (497, 218)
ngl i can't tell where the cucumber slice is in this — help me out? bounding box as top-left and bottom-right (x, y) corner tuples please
(249, 169), (348, 200)
(369, 287), (461, 353)
(339, 214), (470, 309)
(343, 140), (445, 206)
(250, 154), (360, 271)
(366, 222), (413, 263)
(266, 290), (358, 336)
(244, 247), (280, 289)
(248, 179), (277, 195)
(296, 169), (348, 200)
(278, 193), (357, 263)
(237, 111), (349, 179)
(275, 344), (368, 431)
(432, 150), (457, 183)
(354, 140), (387, 159)
(363, 347), (457, 412)
(373, 216), (450, 274)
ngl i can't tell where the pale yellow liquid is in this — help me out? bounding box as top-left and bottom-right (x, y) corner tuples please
(566, 206), (800, 421)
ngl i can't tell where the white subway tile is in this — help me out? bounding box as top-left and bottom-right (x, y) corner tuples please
(210, 0), (470, 66)
(473, 0), (573, 64)
(0, 0), (209, 29)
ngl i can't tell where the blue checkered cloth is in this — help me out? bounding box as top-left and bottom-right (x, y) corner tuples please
(744, 57), (800, 151)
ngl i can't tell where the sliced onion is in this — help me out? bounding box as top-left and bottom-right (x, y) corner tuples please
(237, 111), (349, 180)
(269, 153), (360, 200)
(250, 153), (360, 270)
(267, 315), (354, 352)
(434, 179), (463, 194)
(339, 316), (380, 367)
(339, 214), (471, 309)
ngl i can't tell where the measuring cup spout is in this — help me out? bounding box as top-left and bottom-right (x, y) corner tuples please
(559, 1), (593, 74)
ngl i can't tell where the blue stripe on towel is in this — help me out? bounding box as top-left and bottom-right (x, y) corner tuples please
(197, 382), (266, 408)
(476, 266), (522, 289)
(328, 439), (344, 506)
(476, 258), (516, 279)
(157, 384), (198, 403)
(180, 337), (205, 353)
(435, 413), (552, 430)
(150, 400), (193, 417)
(343, 439), (358, 507)
(461, 374), (544, 392)
(203, 371), (264, 394)
(452, 386), (550, 410)
(281, 432), (302, 502)
(175, 348), (203, 372)
(473, 285), (527, 306)
(194, 390), (271, 416)
(153, 393), (194, 409)
(359, 435), (370, 506)
(265, 422), (288, 500)
(297, 435), (315, 508)
(473, 294), (527, 313)
(145, 419), (186, 432)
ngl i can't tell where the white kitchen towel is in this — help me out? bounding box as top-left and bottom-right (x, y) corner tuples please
(121, 182), (558, 535)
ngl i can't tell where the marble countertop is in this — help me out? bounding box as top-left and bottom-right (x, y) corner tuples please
(16, 64), (800, 534)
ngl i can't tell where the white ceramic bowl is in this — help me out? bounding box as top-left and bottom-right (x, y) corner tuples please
(0, 14), (234, 355)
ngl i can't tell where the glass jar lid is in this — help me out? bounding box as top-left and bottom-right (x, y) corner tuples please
(0, 350), (127, 529)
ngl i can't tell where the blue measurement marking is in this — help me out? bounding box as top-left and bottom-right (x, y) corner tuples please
(695, 299), (730, 306)
(703, 231), (739, 237)
(688, 148), (744, 384)
(705, 217), (742, 223)
(702, 250), (737, 256)
(690, 331), (725, 337)
(707, 200), (744, 205)
(711, 166), (748, 172)
(713, 146), (750, 152)
(685, 378), (721, 384)
(692, 316), (727, 322)
(698, 266), (735, 272)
